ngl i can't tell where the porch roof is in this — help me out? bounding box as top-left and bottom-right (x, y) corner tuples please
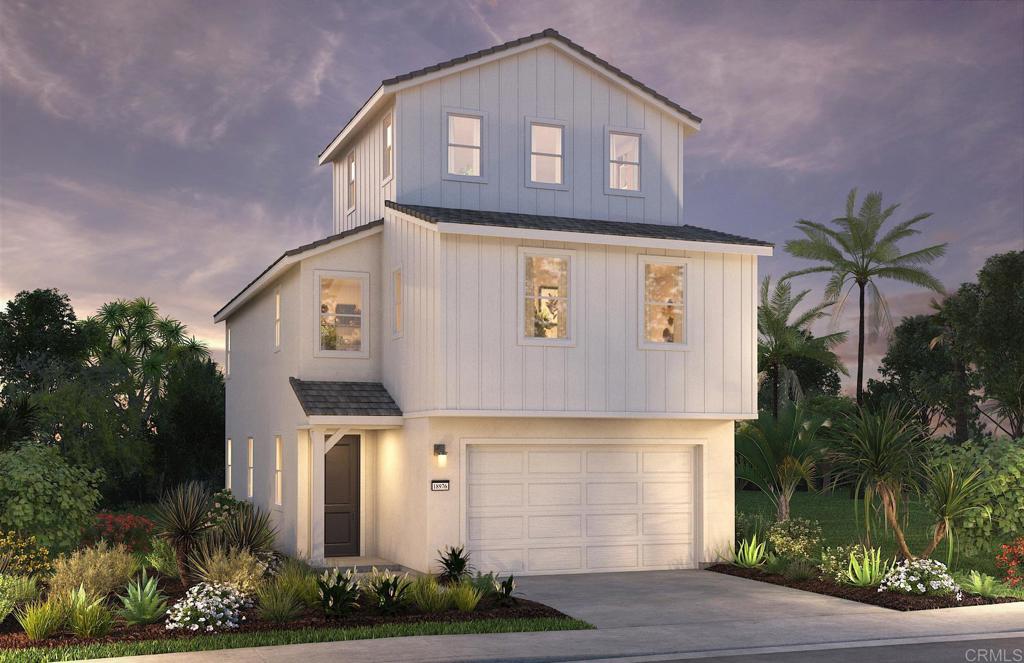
(289, 378), (402, 417)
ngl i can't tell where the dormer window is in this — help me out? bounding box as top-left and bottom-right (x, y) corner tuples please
(446, 113), (482, 178)
(608, 131), (640, 192)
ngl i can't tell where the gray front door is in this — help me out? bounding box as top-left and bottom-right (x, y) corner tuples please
(324, 434), (360, 557)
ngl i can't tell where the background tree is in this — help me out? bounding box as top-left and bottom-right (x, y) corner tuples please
(757, 276), (847, 418)
(0, 289), (87, 395)
(785, 189), (947, 404)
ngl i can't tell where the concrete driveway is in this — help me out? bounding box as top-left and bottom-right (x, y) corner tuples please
(103, 570), (1024, 663)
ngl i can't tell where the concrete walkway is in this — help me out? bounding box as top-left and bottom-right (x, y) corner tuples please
(96, 570), (1024, 662)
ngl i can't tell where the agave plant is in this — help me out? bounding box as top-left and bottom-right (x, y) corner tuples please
(118, 571), (169, 625)
(154, 481), (211, 583)
(844, 547), (891, 587)
(732, 535), (767, 569)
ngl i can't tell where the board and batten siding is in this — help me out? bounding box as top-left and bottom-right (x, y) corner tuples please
(332, 105), (396, 233)
(394, 45), (687, 226)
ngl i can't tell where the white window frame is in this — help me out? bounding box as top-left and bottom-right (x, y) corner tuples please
(224, 326), (231, 378)
(517, 246), (577, 347)
(273, 289), (281, 352)
(525, 117), (570, 191)
(391, 266), (403, 339)
(605, 127), (645, 197)
(225, 438), (232, 490)
(274, 435), (283, 507)
(346, 152), (356, 214)
(314, 269), (371, 359)
(637, 255), (692, 351)
(443, 108), (488, 183)
(382, 112), (394, 184)
(246, 437), (254, 499)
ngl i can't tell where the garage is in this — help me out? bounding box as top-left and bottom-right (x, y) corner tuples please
(465, 443), (698, 575)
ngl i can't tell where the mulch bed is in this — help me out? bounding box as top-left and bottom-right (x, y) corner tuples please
(0, 597), (569, 651)
(708, 563), (1022, 611)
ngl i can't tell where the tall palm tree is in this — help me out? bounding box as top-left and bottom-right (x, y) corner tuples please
(785, 189), (947, 403)
(758, 276), (847, 418)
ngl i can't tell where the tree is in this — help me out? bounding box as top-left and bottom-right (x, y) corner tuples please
(785, 189), (947, 404)
(757, 276), (847, 418)
(0, 394), (39, 451)
(154, 358), (226, 492)
(0, 289), (87, 394)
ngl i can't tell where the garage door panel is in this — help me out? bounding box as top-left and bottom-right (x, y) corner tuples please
(586, 451), (638, 473)
(643, 542), (692, 567)
(469, 450), (524, 474)
(587, 544), (639, 569)
(474, 548), (525, 573)
(528, 546), (582, 572)
(528, 514), (581, 538)
(528, 451), (582, 474)
(587, 513), (638, 537)
(643, 451), (691, 473)
(527, 482), (581, 506)
(643, 481), (693, 504)
(469, 483), (523, 507)
(468, 516), (522, 541)
(642, 512), (692, 536)
(587, 482), (639, 505)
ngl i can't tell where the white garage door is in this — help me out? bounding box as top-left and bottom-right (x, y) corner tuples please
(465, 443), (697, 575)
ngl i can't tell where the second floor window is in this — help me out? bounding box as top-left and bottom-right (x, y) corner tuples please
(609, 131), (640, 191)
(640, 257), (687, 348)
(520, 249), (573, 343)
(225, 327), (231, 377)
(447, 114), (481, 177)
(317, 271), (368, 356)
(382, 113), (393, 180)
(346, 153), (356, 212)
(530, 122), (563, 185)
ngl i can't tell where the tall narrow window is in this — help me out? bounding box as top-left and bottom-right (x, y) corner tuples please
(382, 113), (393, 181)
(317, 271), (369, 356)
(346, 152), (356, 212)
(639, 257), (687, 349)
(530, 123), (563, 185)
(392, 268), (402, 337)
(246, 438), (254, 498)
(447, 114), (481, 177)
(225, 327), (231, 377)
(225, 439), (232, 490)
(274, 290), (281, 350)
(274, 436), (282, 506)
(520, 249), (573, 342)
(609, 132), (640, 191)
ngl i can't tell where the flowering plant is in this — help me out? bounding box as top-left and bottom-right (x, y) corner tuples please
(83, 513), (155, 552)
(165, 582), (249, 632)
(205, 489), (244, 529)
(878, 559), (962, 600)
(766, 518), (822, 559)
(0, 531), (51, 576)
(818, 544), (864, 583)
(995, 537), (1024, 587)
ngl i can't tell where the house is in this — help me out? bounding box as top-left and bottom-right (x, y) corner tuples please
(214, 29), (772, 576)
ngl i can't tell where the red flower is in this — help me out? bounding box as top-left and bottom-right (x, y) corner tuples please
(995, 537), (1024, 588)
(82, 513), (155, 552)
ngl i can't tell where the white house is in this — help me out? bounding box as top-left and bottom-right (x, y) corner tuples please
(214, 29), (772, 575)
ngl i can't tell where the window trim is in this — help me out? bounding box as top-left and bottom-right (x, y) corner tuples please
(246, 437), (254, 499)
(382, 112), (394, 185)
(314, 269), (371, 359)
(524, 117), (570, 191)
(273, 289), (281, 352)
(225, 438), (232, 491)
(605, 126), (645, 198)
(637, 255), (693, 351)
(391, 266), (403, 339)
(442, 108), (488, 183)
(517, 246), (577, 347)
(274, 435), (283, 507)
(345, 152), (357, 215)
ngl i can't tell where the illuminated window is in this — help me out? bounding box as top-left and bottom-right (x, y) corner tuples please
(382, 113), (393, 180)
(274, 290), (281, 350)
(274, 436), (282, 506)
(530, 122), (563, 185)
(246, 437), (254, 499)
(225, 439), (232, 490)
(392, 268), (402, 337)
(639, 256), (688, 349)
(316, 270), (369, 356)
(447, 114), (481, 177)
(225, 327), (231, 377)
(609, 131), (640, 191)
(519, 248), (574, 343)
(346, 152), (356, 212)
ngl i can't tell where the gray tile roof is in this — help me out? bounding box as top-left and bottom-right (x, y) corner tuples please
(385, 201), (773, 248)
(289, 377), (402, 417)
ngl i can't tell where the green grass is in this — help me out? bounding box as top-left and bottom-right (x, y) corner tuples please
(0, 617), (593, 663)
(736, 490), (1002, 575)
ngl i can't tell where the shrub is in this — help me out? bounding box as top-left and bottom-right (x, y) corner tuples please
(67, 585), (114, 638)
(961, 571), (1003, 598)
(0, 574), (40, 623)
(0, 444), (103, 552)
(878, 559), (962, 600)
(256, 581), (304, 623)
(996, 537), (1024, 588)
(117, 571), (169, 625)
(782, 558), (818, 581)
(274, 558), (319, 607)
(317, 568), (361, 617)
(188, 544), (267, 597)
(165, 582), (247, 632)
(15, 599), (65, 641)
(144, 537), (179, 579)
(735, 511), (771, 546)
(493, 574), (517, 607)
(84, 513), (155, 552)
(154, 481), (211, 583)
(843, 547), (891, 587)
(818, 544), (863, 583)
(468, 571), (498, 598)
(764, 552), (788, 575)
(365, 568), (411, 615)
(49, 540), (138, 598)
(449, 582), (482, 612)
(205, 489), (244, 529)
(215, 503), (277, 555)
(0, 531), (50, 576)
(436, 545), (473, 585)
(732, 534), (767, 568)
(409, 575), (451, 614)
(766, 518), (822, 560)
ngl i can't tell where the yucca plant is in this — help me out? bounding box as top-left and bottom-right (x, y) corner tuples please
(449, 582), (482, 612)
(436, 545), (473, 585)
(217, 503), (277, 555)
(365, 568), (411, 615)
(844, 547), (891, 587)
(118, 571), (169, 625)
(16, 600), (65, 641)
(317, 568), (360, 617)
(732, 535), (767, 569)
(154, 481), (211, 583)
(409, 575), (451, 613)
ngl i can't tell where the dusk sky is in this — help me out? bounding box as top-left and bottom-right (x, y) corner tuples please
(2, 0), (1022, 389)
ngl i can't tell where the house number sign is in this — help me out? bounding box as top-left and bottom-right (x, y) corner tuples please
(431, 480), (450, 491)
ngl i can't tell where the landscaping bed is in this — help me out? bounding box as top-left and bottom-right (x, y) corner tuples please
(707, 563), (1022, 611)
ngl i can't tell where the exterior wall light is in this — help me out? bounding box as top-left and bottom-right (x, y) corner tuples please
(433, 443), (447, 468)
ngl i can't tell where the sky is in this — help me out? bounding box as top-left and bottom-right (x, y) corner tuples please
(1, 0), (1022, 390)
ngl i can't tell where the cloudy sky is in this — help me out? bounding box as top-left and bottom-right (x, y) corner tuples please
(1, 0), (1022, 388)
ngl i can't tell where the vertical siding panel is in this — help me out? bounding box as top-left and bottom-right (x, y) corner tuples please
(704, 253), (725, 412)
(553, 51), (574, 218)
(543, 347), (566, 411)
(723, 254), (743, 412)
(571, 63), (591, 220)
(421, 81), (442, 206)
(441, 74), (461, 209)
(457, 236), (481, 409)
(643, 106), (661, 225)
(584, 244), (606, 411)
(430, 229), (443, 410)
(741, 255), (753, 414)
(750, 254), (759, 413)
(479, 238), (502, 408)
(684, 252), (706, 412)
(626, 97), (645, 223)
(607, 85), (628, 222)
(479, 61), (501, 212)
(460, 68), (481, 210)
(443, 235), (459, 408)
(605, 246), (626, 411)
(625, 248), (645, 411)
(678, 131), (686, 222)
(590, 76), (610, 221)
(498, 57), (518, 213)
(500, 240), (524, 409)
(517, 51), (538, 214)
(535, 46), (555, 216)
(399, 89), (421, 203)
(565, 241), (587, 411)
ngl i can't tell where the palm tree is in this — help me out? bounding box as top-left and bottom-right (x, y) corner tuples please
(736, 403), (827, 521)
(758, 276), (847, 418)
(785, 189), (947, 403)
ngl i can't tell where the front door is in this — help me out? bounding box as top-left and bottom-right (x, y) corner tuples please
(324, 434), (360, 557)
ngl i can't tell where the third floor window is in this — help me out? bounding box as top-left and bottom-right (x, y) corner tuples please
(447, 114), (481, 177)
(609, 131), (640, 191)
(530, 122), (563, 185)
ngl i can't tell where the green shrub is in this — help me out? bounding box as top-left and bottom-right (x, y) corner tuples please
(930, 438), (1024, 554)
(468, 571), (498, 598)
(274, 558), (319, 607)
(205, 489), (245, 529)
(317, 568), (361, 617)
(766, 518), (822, 559)
(188, 543), (267, 596)
(154, 481), (211, 583)
(732, 535), (767, 568)
(0, 444), (103, 552)
(49, 540), (138, 598)
(0, 574), (40, 623)
(843, 547), (891, 587)
(735, 511), (771, 546)
(961, 570), (1002, 598)
(764, 552), (788, 575)
(256, 581), (304, 623)
(436, 545), (473, 585)
(782, 558), (818, 581)
(449, 582), (482, 612)
(818, 544), (863, 583)
(365, 568), (411, 615)
(144, 537), (179, 579)
(0, 531), (51, 576)
(409, 575), (451, 613)
(67, 586), (113, 638)
(117, 571), (168, 625)
(15, 599), (65, 640)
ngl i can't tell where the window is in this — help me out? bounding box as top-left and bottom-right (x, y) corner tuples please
(609, 131), (640, 192)
(225, 439), (232, 490)
(519, 248), (574, 344)
(224, 327), (231, 377)
(274, 436), (282, 506)
(246, 437), (254, 499)
(346, 152), (356, 212)
(392, 268), (402, 337)
(382, 113), (393, 181)
(446, 113), (481, 177)
(639, 256), (689, 349)
(530, 122), (563, 185)
(274, 290), (281, 350)
(316, 270), (369, 357)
